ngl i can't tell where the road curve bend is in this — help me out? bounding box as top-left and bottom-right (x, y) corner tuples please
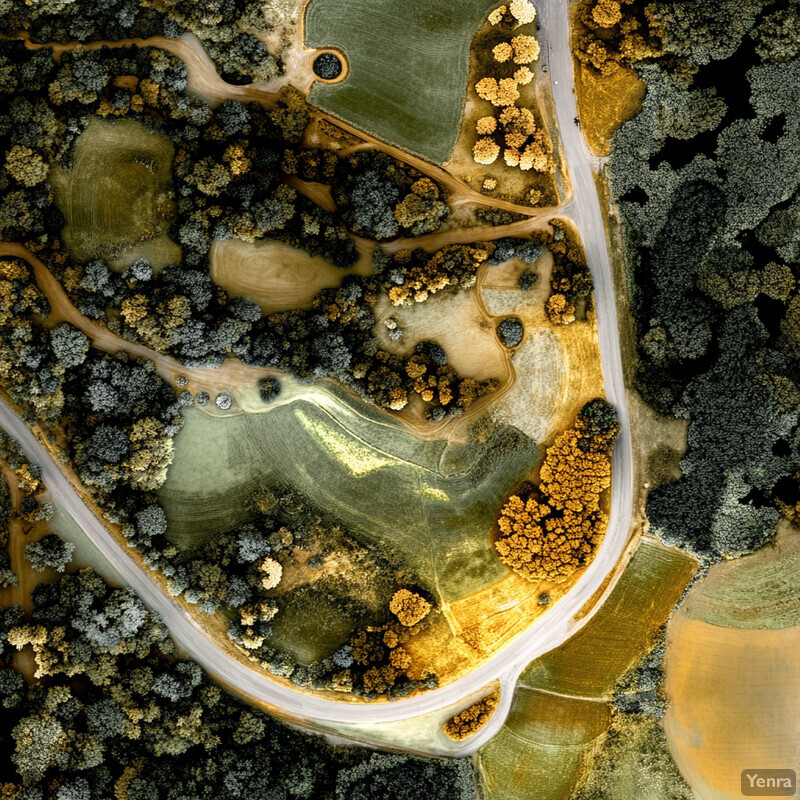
(0, 0), (635, 756)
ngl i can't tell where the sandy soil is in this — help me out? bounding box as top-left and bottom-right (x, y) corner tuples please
(664, 612), (800, 800)
(210, 237), (373, 314)
(372, 287), (512, 384)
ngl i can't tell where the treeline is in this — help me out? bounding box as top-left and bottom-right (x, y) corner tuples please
(605, 0), (800, 559)
(0, 567), (476, 799)
(0, 0), (279, 83)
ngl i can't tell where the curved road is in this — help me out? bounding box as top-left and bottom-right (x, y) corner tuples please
(0, 0), (634, 756)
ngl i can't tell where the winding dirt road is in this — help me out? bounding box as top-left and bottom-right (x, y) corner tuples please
(2, 0), (635, 757)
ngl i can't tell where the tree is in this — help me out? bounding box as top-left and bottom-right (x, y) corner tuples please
(443, 692), (499, 740)
(4, 144), (48, 186)
(50, 324), (89, 368)
(473, 137), (500, 165)
(493, 42), (513, 63)
(25, 534), (75, 573)
(509, 0), (536, 25)
(389, 589), (432, 626)
(511, 35), (540, 64)
(497, 316), (524, 347)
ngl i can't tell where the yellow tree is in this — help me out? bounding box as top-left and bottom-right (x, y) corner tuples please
(510, 0), (537, 25)
(473, 137), (501, 165)
(511, 34), (541, 64)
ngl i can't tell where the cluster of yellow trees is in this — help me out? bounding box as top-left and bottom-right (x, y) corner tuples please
(472, 1), (554, 175)
(574, 0), (662, 75)
(345, 589), (433, 695)
(494, 401), (618, 583)
(386, 243), (491, 306)
(444, 691), (500, 740)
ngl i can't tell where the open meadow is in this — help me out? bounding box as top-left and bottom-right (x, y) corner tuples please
(478, 688), (610, 800)
(664, 522), (800, 799)
(304, 0), (501, 162)
(160, 379), (539, 603)
(522, 538), (696, 698)
(51, 118), (180, 271)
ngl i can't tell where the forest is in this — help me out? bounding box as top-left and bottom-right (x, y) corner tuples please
(577, 0), (800, 560)
(0, 562), (475, 799)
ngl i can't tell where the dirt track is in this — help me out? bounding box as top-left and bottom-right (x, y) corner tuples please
(15, 31), (559, 218)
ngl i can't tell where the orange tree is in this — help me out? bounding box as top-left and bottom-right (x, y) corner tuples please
(494, 399), (620, 582)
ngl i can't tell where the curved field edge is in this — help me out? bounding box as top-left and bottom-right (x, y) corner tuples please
(304, 0), (502, 163)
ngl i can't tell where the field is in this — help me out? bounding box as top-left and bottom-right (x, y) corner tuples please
(50, 118), (180, 271)
(663, 522), (800, 799)
(478, 688), (611, 800)
(573, 61), (646, 157)
(160, 378), (539, 602)
(665, 613), (800, 800)
(521, 539), (697, 698)
(210, 238), (373, 314)
(680, 521), (800, 629)
(304, 0), (501, 162)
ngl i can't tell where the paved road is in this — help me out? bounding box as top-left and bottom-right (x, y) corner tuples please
(0, 0), (635, 756)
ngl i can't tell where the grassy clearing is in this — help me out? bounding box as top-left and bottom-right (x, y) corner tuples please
(489, 328), (564, 442)
(266, 582), (374, 664)
(373, 286), (510, 383)
(210, 238), (373, 314)
(478, 689), (610, 800)
(304, 0), (500, 162)
(160, 378), (539, 602)
(681, 521), (800, 629)
(521, 539), (696, 698)
(50, 506), (124, 587)
(665, 612), (800, 800)
(573, 61), (646, 158)
(51, 118), (180, 271)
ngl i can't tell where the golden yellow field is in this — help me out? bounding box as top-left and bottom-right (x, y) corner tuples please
(522, 539), (697, 697)
(665, 613), (800, 799)
(479, 688), (611, 800)
(573, 62), (646, 157)
(210, 238), (373, 314)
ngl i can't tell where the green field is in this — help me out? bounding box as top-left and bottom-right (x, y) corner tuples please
(160, 379), (538, 603)
(681, 522), (800, 629)
(478, 689), (610, 800)
(304, 0), (499, 162)
(51, 117), (180, 271)
(521, 539), (697, 698)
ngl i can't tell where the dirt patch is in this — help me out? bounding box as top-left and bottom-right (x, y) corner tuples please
(373, 287), (512, 384)
(210, 237), (373, 314)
